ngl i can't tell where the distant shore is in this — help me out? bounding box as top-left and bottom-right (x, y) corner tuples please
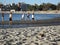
(0, 10), (60, 14)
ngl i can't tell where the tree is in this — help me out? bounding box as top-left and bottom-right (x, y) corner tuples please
(57, 3), (60, 10)
(39, 3), (56, 11)
(46, 3), (56, 10)
(0, 3), (3, 8)
(42, 3), (47, 10)
(11, 3), (16, 9)
(39, 5), (43, 11)
(50, 4), (56, 10)
(34, 4), (39, 11)
(27, 5), (34, 11)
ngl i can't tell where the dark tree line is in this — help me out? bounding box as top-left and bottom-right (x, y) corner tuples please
(0, 3), (21, 11)
(0, 3), (60, 11)
(27, 3), (60, 11)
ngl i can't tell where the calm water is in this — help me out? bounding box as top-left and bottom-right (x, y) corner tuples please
(0, 13), (60, 21)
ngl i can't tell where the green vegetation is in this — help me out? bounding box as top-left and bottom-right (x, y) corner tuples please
(0, 3), (60, 11)
(28, 3), (57, 11)
(23, 3), (60, 11)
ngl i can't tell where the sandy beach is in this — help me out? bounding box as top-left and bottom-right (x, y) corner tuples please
(0, 10), (60, 45)
(0, 10), (60, 14)
(0, 0), (60, 45)
(0, 25), (60, 45)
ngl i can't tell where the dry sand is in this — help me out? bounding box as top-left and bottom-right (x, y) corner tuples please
(0, 25), (60, 45)
(0, 10), (60, 14)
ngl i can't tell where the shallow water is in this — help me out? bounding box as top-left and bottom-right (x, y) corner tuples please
(0, 13), (60, 21)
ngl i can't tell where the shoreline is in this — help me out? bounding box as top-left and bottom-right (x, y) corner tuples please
(0, 10), (60, 14)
